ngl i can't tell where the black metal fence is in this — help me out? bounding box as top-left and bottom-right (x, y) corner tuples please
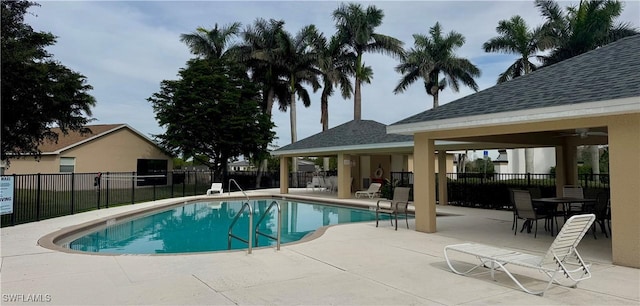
(390, 172), (610, 210)
(1, 170), (610, 227)
(0, 170), (280, 227)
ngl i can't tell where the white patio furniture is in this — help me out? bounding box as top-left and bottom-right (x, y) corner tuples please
(206, 183), (223, 195)
(444, 214), (596, 296)
(355, 182), (382, 198)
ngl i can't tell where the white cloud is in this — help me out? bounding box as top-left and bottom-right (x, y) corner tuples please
(22, 0), (640, 146)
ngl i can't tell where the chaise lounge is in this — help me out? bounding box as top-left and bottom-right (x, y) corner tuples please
(444, 214), (596, 296)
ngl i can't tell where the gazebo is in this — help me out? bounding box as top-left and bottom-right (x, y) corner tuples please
(387, 35), (639, 268)
(274, 35), (639, 268)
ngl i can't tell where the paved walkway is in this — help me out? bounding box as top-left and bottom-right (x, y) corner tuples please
(1, 189), (638, 305)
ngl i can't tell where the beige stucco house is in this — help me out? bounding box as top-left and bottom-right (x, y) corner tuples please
(276, 35), (639, 268)
(3, 124), (173, 175)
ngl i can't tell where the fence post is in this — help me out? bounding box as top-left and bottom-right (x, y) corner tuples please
(70, 172), (75, 214)
(105, 172), (110, 208)
(527, 173), (531, 187)
(170, 171), (174, 198)
(36, 173), (41, 221)
(130, 171), (135, 204)
(153, 182), (156, 201)
(11, 174), (16, 226)
(182, 174), (186, 197)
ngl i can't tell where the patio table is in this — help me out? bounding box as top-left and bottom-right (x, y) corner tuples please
(532, 197), (597, 235)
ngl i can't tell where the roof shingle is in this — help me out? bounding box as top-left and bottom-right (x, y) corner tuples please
(391, 35), (640, 126)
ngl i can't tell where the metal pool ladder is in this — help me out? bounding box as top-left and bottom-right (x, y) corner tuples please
(255, 200), (282, 251)
(228, 179), (249, 202)
(228, 201), (253, 254)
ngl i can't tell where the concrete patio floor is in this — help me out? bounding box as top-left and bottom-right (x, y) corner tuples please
(1, 188), (638, 305)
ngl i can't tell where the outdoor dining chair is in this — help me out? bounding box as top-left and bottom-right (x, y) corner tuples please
(375, 187), (411, 230)
(513, 189), (552, 238)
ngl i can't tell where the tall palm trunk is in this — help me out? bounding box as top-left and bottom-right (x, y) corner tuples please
(354, 53), (363, 121)
(289, 78), (299, 188)
(321, 88), (330, 171)
(255, 88), (276, 188)
(290, 86), (298, 173)
(429, 84), (439, 109)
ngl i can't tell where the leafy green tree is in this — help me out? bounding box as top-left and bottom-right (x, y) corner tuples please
(536, 0), (638, 66)
(465, 157), (495, 174)
(393, 22), (480, 109)
(180, 22), (242, 59)
(1, 1), (96, 162)
(483, 16), (548, 83)
(148, 58), (274, 184)
(333, 2), (404, 120)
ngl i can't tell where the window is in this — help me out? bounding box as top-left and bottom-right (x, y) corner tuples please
(59, 157), (75, 173)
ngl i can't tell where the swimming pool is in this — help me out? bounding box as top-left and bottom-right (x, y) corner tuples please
(63, 199), (392, 254)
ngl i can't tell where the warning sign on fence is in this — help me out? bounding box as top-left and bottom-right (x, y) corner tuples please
(0, 176), (14, 215)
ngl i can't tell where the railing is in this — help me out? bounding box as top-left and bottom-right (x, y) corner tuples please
(388, 171), (609, 210)
(228, 179), (249, 202)
(227, 201), (253, 254)
(255, 200), (281, 251)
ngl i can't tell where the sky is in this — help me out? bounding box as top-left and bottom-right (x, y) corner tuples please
(24, 0), (640, 153)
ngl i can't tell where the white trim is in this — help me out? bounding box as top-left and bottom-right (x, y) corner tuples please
(272, 140), (474, 156)
(387, 97), (640, 135)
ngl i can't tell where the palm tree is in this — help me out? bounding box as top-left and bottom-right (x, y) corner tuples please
(180, 22), (241, 59)
(393, 22), (480, 109)
(333, 2), (404, 120)
(234, 18), (290, 187)
(275, 25), (322, 157)
(236, 18), (289, 117)
(317, 34), (354, 131)
(483, 16), (548, 83)
(536, 0), (638, 66)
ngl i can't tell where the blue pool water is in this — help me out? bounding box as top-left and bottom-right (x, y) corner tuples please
(67, 199), (390, 254)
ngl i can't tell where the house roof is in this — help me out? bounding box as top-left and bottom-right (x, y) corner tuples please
(273, 120), (413, 156)
(388, 35), (640, 134)
(38, 124), (158, 155)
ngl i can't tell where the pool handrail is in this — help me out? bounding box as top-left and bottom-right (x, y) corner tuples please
(228, 179), (249, 202)
(255, 200), (282, 251)
(227, 201), (253, 254)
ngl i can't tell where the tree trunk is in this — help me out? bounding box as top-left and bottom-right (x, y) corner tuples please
(290, 89), (298, 187)
(255, 88), (276, 188)
(321, 93), (329, 131)
(354, 77), (361, 121)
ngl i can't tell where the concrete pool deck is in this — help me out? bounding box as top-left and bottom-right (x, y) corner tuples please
(1, 188), (638, 305)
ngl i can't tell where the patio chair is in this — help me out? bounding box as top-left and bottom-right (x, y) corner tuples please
(375, 187), (411, 230)
(206, 183), (223, 195)
(355, 182), (382, 198)
(587, 192), (610, 239)
(563, 185), (585, 217)
(444, 214), (596, 296)
(513, 189), (553, 238)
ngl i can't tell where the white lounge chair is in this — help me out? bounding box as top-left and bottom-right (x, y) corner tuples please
(444, 214), (596, 296)
(355, 183), (382, 198)
(206, 183), (223, 195)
